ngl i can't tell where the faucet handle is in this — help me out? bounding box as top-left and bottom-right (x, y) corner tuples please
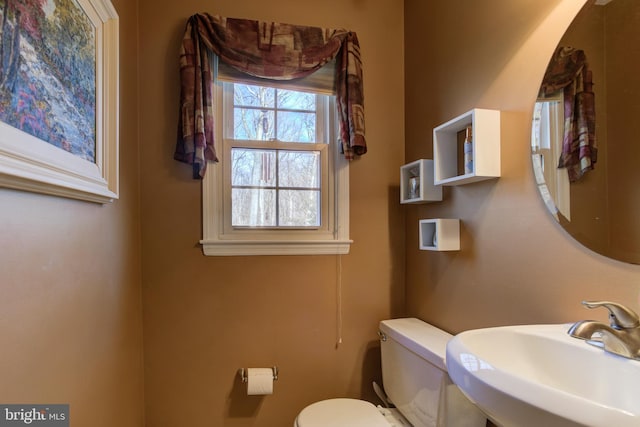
(582, 300), (640, 329)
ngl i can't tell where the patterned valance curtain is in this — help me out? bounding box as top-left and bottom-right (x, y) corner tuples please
(175, 13), (367, 178)
(540, 46), (597, 182)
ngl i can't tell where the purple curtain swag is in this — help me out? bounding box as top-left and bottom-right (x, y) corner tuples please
(540, 46), (597, 182)
(175, 13), (367, 179)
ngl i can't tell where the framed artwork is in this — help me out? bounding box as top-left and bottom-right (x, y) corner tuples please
(0, 0), (118, 203)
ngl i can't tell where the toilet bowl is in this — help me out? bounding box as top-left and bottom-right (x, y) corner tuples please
(295, 398), (409, 427)
(294, 318), (486, 427)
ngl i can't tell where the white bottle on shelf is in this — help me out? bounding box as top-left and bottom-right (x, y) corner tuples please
(463, 126), (473, 174)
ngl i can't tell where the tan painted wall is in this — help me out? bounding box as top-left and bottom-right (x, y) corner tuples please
(138, 1), (405, 426)
(405, 0), (640, 334)
(0, 0), (144, 426)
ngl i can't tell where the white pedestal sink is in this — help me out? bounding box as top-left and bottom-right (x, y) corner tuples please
(446, 324), (640, 427)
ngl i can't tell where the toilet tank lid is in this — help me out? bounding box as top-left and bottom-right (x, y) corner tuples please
(379, 318), (452, 371)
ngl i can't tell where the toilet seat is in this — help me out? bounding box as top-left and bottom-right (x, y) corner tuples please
(294, 398), (392, 427)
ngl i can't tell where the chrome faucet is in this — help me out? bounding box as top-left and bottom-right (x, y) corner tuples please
(568, 300), (640, 360)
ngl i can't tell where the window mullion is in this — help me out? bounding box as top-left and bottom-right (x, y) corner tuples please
(274, 89), (279, 226)
(274, 89), (279, 141)
(275, 149), (280, 227)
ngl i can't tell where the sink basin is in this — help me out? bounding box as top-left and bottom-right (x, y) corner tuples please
(446, 324), (640, 427)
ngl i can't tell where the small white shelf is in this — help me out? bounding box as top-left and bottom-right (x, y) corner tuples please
(433, 108), (501, 186)
(400, 159), (442, 204)
(419, 219), (460, 251)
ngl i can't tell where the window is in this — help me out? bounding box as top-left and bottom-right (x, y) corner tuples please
(532, 92), (570, 221)
(201, 80), (351, 256)
(229, 85), (323, 228)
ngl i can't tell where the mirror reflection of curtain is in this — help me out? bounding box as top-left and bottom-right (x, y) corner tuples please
(539, 46), (597, 182)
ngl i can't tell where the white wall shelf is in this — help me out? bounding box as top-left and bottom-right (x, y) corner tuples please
(419, 219), (460, 251)
(400, 159), (442, 204)
(433, 108), (501, 186)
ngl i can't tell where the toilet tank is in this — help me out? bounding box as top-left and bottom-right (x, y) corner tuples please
(379, 318), (486, 427)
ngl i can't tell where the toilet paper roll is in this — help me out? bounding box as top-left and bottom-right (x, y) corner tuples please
(246, 368), (274, 395)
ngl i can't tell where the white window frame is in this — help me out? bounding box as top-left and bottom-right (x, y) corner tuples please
(200, 80), (351, 256)
(533, 93), (571, 220)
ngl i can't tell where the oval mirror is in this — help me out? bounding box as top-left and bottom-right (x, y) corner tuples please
(532, 0), (640, 264)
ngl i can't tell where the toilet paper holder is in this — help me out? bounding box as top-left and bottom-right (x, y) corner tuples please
(238, 366), (279, 383)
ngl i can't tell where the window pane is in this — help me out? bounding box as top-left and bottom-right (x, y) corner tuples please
(277, 89), (315, 110)
(279, 190), (320, 226)
(234, 108), (275, 140)
(231, 149), (276, 186)
(277, 111), (316, 142)
(278, 151), (320, 188)
(232, 188), (276, 226)
(234, 84), (275, 108)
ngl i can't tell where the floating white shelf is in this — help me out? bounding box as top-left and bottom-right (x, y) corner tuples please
(400, 159), (442, 204)
(419, 219), (460, 251)
(433, 108), (501, 186)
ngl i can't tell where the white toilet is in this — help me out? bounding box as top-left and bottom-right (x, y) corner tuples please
(294, 318), (487, 427)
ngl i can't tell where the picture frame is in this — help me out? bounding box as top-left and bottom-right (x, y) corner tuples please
(0, 0), (119, 204)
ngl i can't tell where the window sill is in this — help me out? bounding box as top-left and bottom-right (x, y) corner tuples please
(200, 239), (352, 256)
